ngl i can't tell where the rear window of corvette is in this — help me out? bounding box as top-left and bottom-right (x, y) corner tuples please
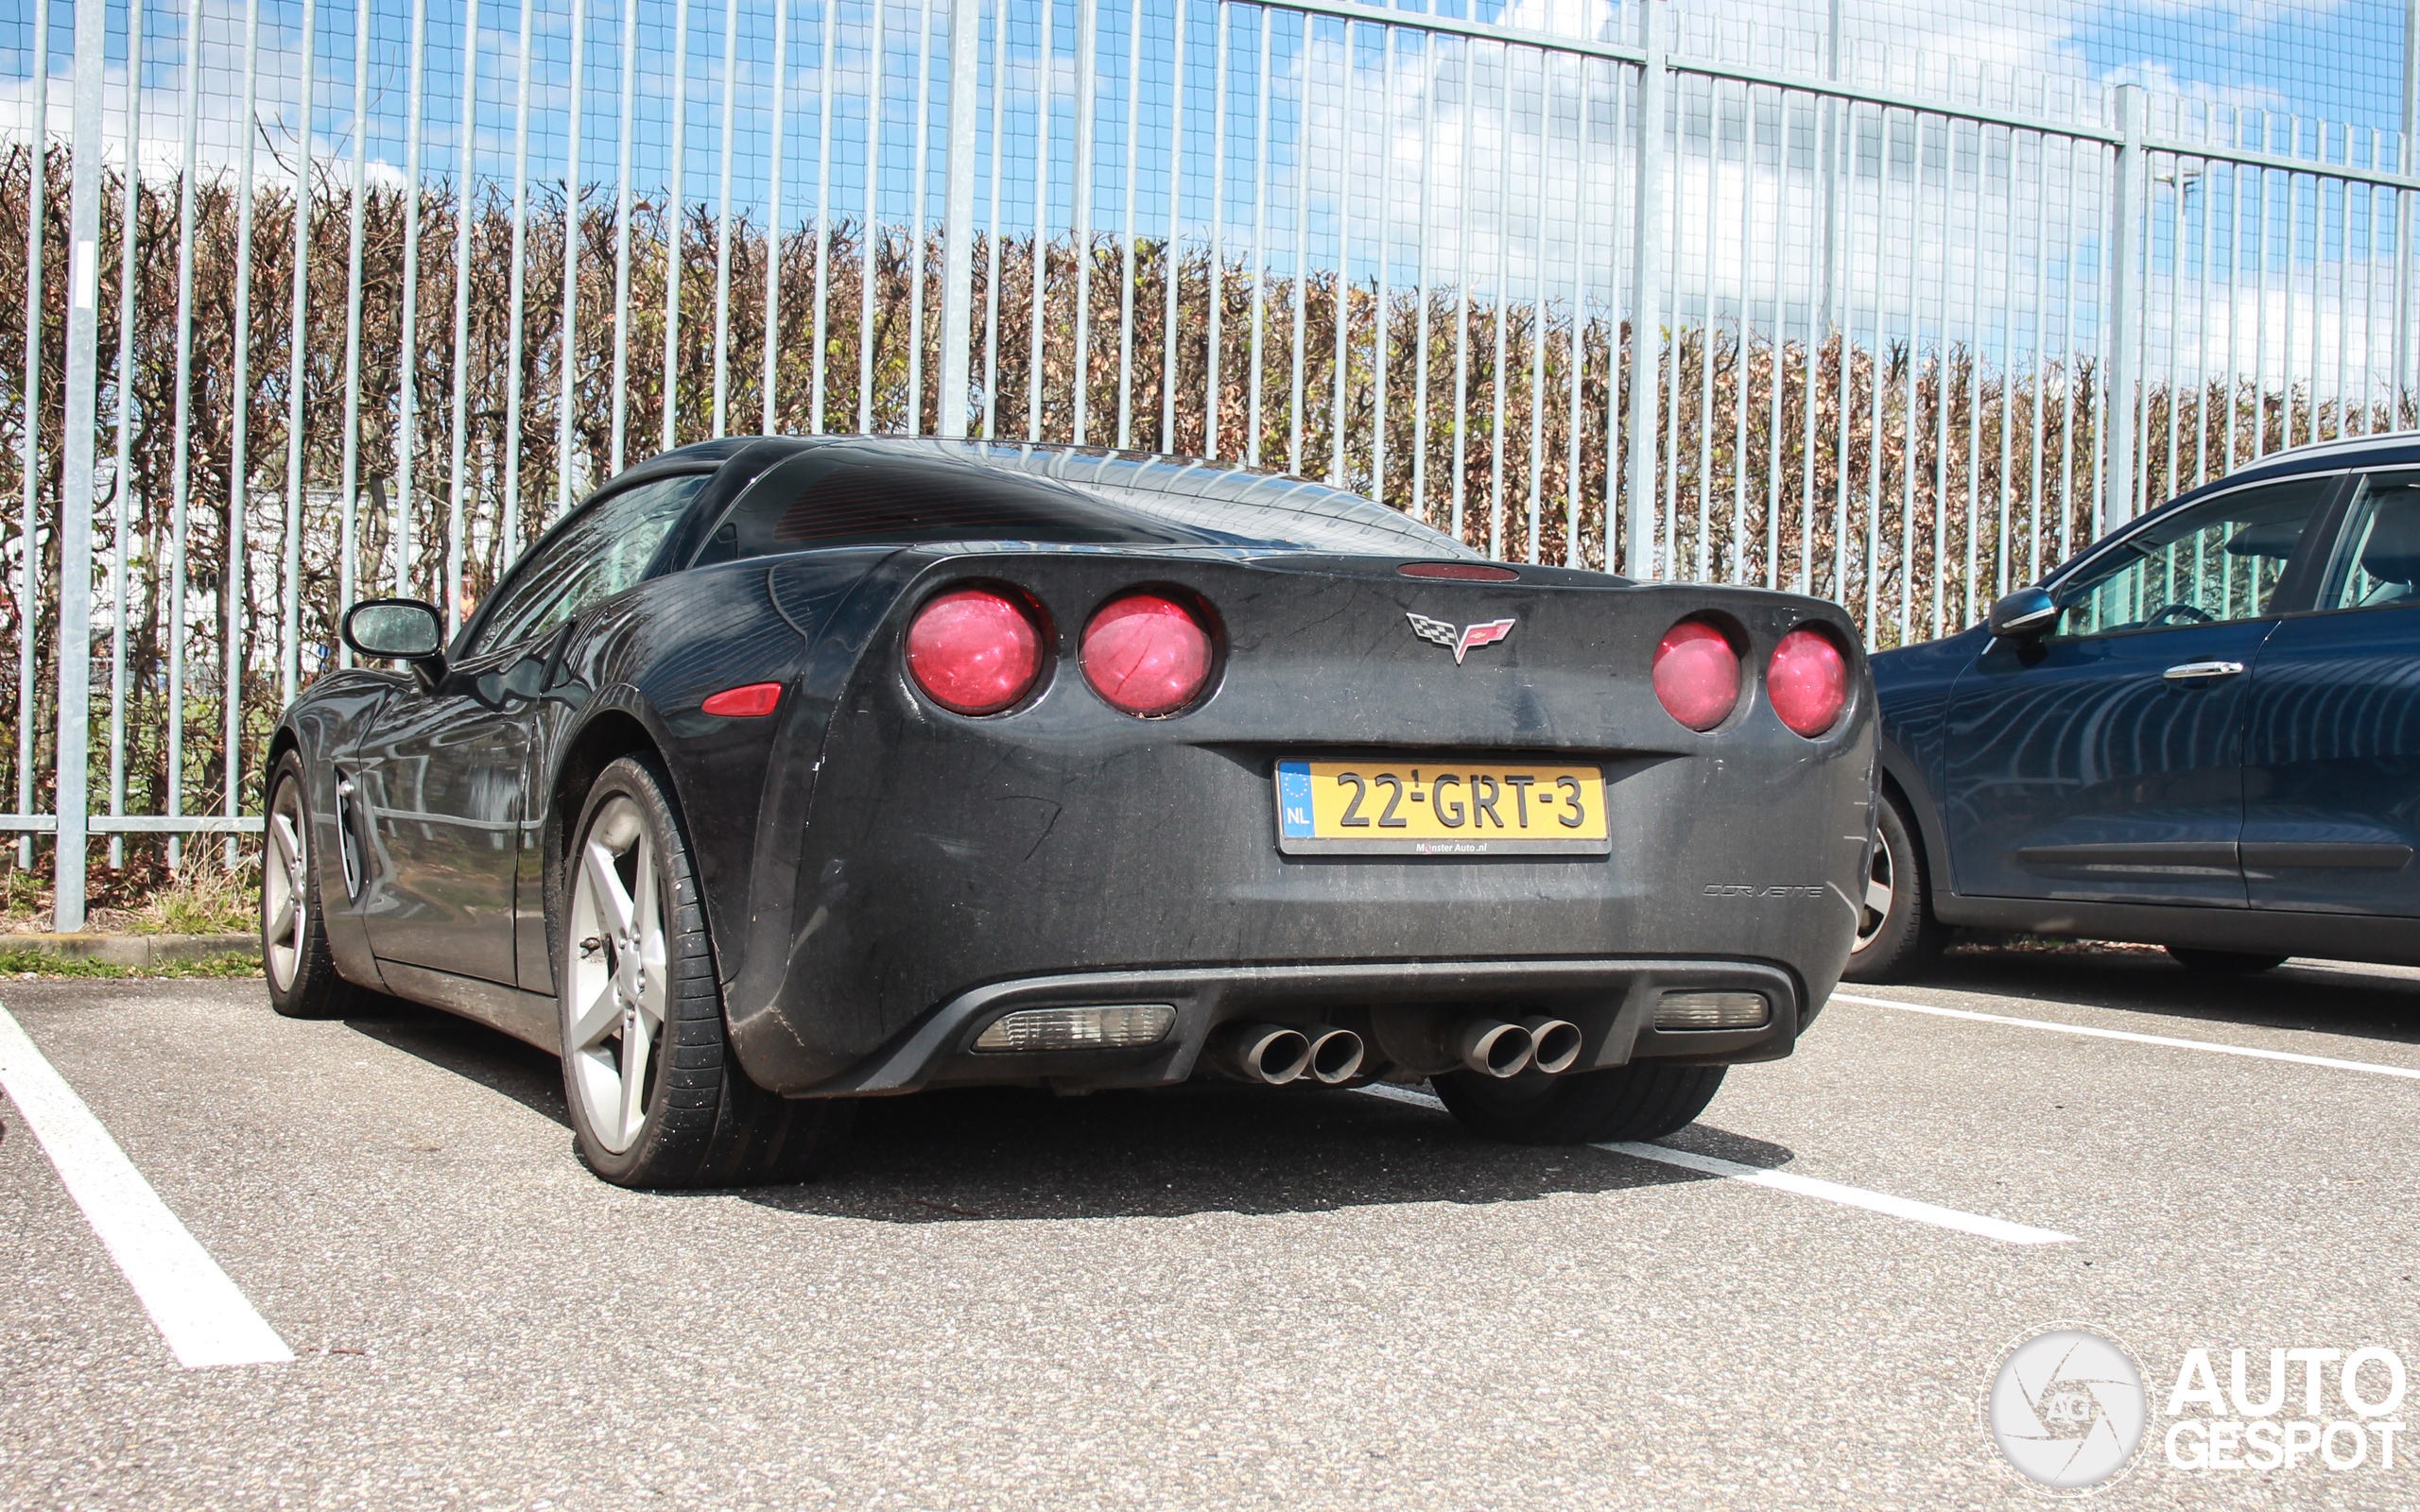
(692, 444), (1244, 564)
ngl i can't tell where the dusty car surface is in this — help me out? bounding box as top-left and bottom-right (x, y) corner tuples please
(265, 438), (1877, 1186)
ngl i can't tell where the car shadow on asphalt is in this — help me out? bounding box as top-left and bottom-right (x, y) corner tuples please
(318, 989), (1805, 1219)
(729, 1085), (1800, 1224)
(341, 1000), (573, 1128)
(1907, 946), (2420, 1049)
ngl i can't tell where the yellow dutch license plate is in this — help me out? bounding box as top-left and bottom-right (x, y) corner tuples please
(1273, 760), (1611, 856)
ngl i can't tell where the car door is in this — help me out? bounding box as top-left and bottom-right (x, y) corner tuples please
(1937, 473), (2339, 906)
(356, 472), (713, 983)
(2241, 470), (2420, 916)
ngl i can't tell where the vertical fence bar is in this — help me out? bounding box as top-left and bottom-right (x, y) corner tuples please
(1524, 53), (1547, 563)
(1486, 43), (1508, 558)
(1331, 22), (1352, 489)
(563, 0), (589, 503)
(227, 0), (267, 862)
(904, 0), (932, 434)
(445, 0), (482, 637)
(107, 0), (147, 868)
(712, 0), (739, 438)
(1112, 0), (1141, 449)
(1624, 0), (1664, 579)
(281, 0), (318, 707)
(667, 0), (694, 447)
(1569, 59), (1592, 569)
(1027, 0), (1049, 439)
(1384, 23), (1403, 512)
(164, 0), (203, 868)
(503, 0), (535, 550)
(1069, 0), (1097, 441)
(1202, 2), (1226, 459)
(1410, 30), (1433, 528)
(14, 0), (47, 866)
(810, 0), (836, 432)
(1167, 0), (1192, 453)
(338, 0), (372, 661)
(940, 0), (980, 437)
(762, 0), (789, 436)
(2110, 88), (2149, 527)
(1244, 9), (1270, 468)
(52, 0), (108, 928)
(1448, 33), (1467, 541)
(980, 0), (1003, 438)
(610, 0), (637, 467)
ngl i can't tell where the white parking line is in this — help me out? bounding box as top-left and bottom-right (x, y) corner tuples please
(1833, 991), (2420, 1082)
(0, 1004), (293, 1368)
(1353, 1082), (2075, 1246)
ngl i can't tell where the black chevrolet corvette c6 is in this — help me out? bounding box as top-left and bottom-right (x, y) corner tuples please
(266, 437), (1877, 1187)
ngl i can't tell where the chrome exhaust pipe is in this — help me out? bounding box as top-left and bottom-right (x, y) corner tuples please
(1451, 1018), (1534, 1078)
(1520, 1017), (1584, 1075)
(1303, 1025), (1366, 1085)
(1211, 1022), (1314, 1085)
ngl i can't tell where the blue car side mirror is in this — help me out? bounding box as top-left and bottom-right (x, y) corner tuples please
(1987, 586), (2059, 642)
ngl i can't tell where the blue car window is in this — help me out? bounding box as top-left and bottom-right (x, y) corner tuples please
(2321, 477), (2420, 610)
(2050, 476), (2332, 639)
(471, 472), (714, 655)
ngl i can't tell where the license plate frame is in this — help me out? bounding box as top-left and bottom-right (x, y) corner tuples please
(1273, 759), (1612, 856)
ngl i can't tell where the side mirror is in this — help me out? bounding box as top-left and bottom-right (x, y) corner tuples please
(343, 598), (447, 677)
(1986, 586), (2059, 643)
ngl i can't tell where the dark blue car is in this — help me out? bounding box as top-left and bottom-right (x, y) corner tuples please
(1854, 432), (2420, 981)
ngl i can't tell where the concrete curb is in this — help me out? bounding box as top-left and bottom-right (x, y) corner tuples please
(2, 933), (259, 967)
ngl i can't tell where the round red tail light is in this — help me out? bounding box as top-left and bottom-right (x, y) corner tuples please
(906, 588), (1044, 714)
(1768, 627), (1849, 737)
(1082, 593), (1214, 716)
(1652, 620), (1741, 731)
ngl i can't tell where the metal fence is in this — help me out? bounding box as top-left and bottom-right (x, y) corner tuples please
(8, 0), (2420, 927)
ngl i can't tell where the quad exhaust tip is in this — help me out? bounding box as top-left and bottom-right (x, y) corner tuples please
(1214, 1022), (1315, 1085)
(1453, 1019), (1535, 1078)
(1304, 1025), (1366, 1085)
(1451, 1017), (1585, 1078)
(1520, 1017), (1584, 1075)
(1210, 1022), (1365, 1085)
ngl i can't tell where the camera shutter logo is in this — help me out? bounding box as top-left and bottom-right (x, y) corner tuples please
(1987, 1326), (2149, 1492)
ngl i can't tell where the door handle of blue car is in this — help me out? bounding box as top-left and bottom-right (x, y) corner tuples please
(2162, 661), (2246, 680)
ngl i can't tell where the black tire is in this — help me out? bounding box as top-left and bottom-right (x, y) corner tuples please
(1434, 1062), (1728, 1145)
(1840, 794), (1948, 984)
(2166, 946), (2288, 974)
(263, 751), (374, 1020)
(559, 754), (853, 1189)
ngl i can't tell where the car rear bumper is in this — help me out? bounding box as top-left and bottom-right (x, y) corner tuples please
(783, 956), (1808, 1097)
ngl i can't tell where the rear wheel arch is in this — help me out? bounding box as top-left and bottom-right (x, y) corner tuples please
(1876, 742), (1953, 900)
(544, 710), (672, 975)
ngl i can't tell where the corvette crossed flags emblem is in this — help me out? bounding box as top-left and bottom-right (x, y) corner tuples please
(1406, 611), (1516, 664)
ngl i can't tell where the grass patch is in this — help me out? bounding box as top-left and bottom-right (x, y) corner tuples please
(0, 948), (263, 980)
(2, 850), (260, 936)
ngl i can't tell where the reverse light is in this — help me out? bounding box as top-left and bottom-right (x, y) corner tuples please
(1768, 627), (1849, 737)
(700, 682), (783, 717)
(1652, 620), (1741, 731)
(907, 587), (1045, 714)
(1654, 990), (1770, 1030)
(973, 1004), (1178, 1052)
(1082, 593), (1214, 716)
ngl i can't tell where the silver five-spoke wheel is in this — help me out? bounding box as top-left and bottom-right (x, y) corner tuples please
(264, 778), (309, 995)
(565, 795), (669, 1154)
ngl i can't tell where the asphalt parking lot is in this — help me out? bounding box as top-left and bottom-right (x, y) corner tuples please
(4, 949), (2417, 1510)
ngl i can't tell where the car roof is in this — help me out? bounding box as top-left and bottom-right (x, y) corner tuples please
(658, 435), (1479, 560)
(2045, 430), (2420, 589)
